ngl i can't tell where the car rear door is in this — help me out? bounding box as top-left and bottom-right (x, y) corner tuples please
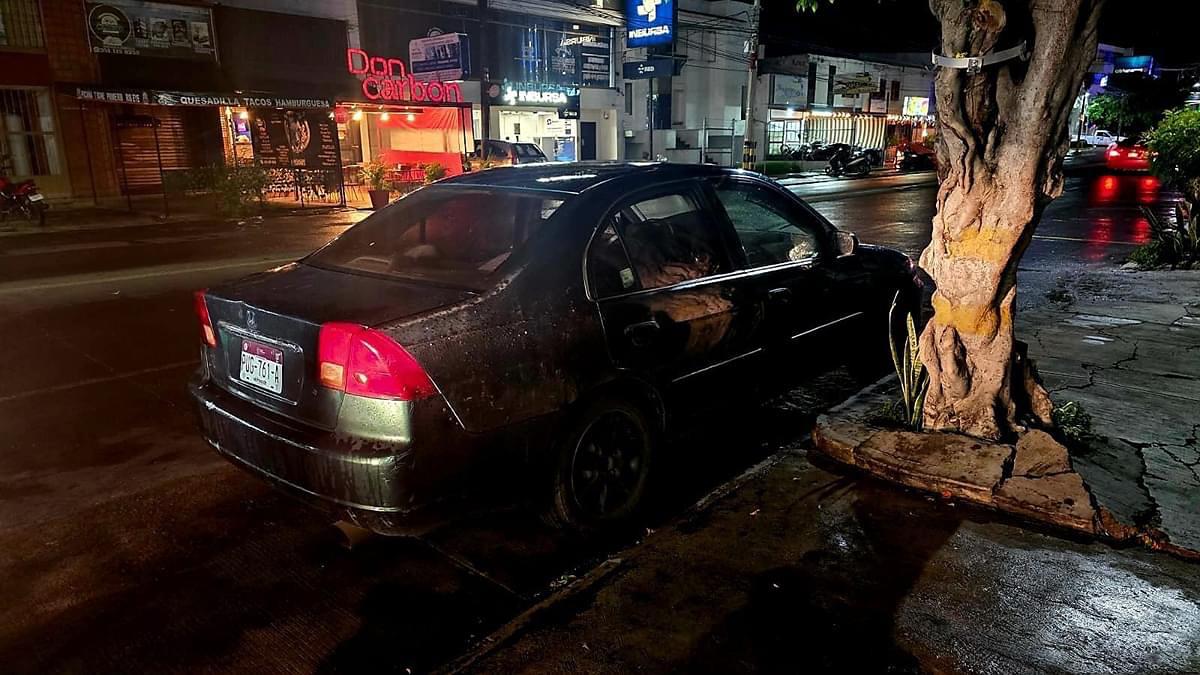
(706, 176), (863, 362)
(586, 181), (765, 407)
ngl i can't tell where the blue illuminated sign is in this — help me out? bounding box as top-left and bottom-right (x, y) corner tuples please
(625, 0), (674, 48)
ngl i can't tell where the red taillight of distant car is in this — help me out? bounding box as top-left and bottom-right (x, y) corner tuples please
(317, 322), (435, 400)
(193, 290), (217, 348)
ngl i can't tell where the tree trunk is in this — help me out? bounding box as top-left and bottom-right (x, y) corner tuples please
(920, 0), (1105, 440)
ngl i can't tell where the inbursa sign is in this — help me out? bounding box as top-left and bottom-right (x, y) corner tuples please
(626, 0), (674, 48)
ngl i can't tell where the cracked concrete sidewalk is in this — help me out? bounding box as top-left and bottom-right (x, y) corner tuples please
(1030, 268), (1200, 555)
(812, 268), (1200, 557)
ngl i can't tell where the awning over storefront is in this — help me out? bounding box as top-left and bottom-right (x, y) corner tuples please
(67, 85), (332, 109)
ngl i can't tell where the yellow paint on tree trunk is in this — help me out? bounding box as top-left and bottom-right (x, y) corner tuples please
(930, 293), (1013, 337)
(944, 225), (1019, 263)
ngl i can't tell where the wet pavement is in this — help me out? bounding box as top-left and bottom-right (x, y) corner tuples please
(1, 164), (1194, 673)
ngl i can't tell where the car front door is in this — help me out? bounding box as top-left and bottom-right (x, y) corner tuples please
(587, 182), (765, 408)
(707, 176), (865, 362)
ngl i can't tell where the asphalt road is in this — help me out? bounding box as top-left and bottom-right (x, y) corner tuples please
(0, 163), (1177, 673)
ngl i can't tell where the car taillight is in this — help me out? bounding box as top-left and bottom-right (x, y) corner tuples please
(1108, 148), (1122, 158)
(193, 290), (216, 348)
(317, 322), (435, 400)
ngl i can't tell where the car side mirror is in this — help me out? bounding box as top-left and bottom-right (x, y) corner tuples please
(834, 231), (859, 258)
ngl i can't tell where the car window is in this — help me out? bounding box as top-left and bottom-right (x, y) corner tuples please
(611, 189), (730, 291)
(588, 222), (638, 298)
(486, 141), (511, 160)
(308, 188), (564, 288)
(515, 143), (545, 159)
(714, 183), (822, 267)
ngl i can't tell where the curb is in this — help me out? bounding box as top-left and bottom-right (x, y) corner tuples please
(811, 378), (1200, 560)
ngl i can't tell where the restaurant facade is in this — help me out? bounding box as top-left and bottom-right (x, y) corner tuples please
(31, 0), (622, 208)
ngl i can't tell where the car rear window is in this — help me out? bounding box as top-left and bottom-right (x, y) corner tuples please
(515, 143), (546, 159)
(308, 188), (565, 288)
(1116, 138), (1143, 147)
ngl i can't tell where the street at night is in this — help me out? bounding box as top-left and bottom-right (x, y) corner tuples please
(4, 160), (1197, 673)
(5, 0), (1200, 672)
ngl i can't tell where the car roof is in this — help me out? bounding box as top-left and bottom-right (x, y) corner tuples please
(439, 161), (736, 195)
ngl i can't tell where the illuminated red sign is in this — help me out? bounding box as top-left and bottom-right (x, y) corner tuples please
(346, 48), (462, 104)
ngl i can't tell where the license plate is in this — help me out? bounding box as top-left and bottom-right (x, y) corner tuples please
(239, 339), (284, 394)
(28, 193), (43, 202)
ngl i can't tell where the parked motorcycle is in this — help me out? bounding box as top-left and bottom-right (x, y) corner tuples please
(824, 146), (872, 178)
(0, 176), (48, 226)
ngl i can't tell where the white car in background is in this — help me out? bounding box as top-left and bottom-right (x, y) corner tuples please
(1082, 130), (1126, 146)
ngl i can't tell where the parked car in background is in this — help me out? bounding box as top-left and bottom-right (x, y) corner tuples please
(1105, 138), (1152, 172)
(895, 142), (937, 172)
(468, 139), (548, 169)
(191, 163), (922, 536)
(1083, 129), (1125, 147)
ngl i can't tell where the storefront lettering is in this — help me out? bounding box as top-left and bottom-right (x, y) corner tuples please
(346, 48), (461, 104)
(502, 87), (569, 105)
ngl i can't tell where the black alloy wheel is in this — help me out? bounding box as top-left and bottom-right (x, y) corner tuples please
(546, 400), (654, 531)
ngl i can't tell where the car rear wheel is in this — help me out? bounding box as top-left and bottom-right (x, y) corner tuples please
(545, 399), (655, 532)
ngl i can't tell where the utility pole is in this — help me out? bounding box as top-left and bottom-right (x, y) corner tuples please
(648, 78), (655, 160)
(740, 0), (762, 169)
(477, 0), (491, 159)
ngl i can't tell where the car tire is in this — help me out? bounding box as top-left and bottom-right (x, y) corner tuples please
(544, 398), (655, 533)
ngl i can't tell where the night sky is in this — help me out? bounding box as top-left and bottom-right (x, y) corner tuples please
(760, 0), (1200, 67)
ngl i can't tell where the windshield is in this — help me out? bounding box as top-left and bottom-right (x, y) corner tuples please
(308, 188), (566, 288)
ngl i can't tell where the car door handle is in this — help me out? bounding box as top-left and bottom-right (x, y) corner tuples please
(767, 287), (793, 303)
(623, 320), (661, 347)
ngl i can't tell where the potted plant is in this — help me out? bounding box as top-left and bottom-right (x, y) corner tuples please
(423, 162), (447, 184)
(360, 160), (391, 209)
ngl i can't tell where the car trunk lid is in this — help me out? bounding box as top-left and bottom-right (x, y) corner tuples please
(202, 262), (474, 429)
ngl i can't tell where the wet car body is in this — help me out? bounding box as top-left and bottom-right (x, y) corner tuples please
(190, 162), (920, 534)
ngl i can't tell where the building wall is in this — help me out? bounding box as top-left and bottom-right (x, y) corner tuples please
(42, 0), (120, 202)
(620, 0), (751, 166)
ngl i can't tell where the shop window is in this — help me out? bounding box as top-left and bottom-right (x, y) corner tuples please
(0, 0), (45, 50)
(0, 88), (60, 177)
(702, 30), (717, 63)
(613, 190), (730, 290)
(891, 80), (901, 102)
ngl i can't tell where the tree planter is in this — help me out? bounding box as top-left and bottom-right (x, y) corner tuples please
(368, 189), (391, 210)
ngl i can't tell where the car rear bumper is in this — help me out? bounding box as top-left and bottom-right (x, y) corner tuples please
(1107, 157), (1150, 171)
(190, 375), (469, 534)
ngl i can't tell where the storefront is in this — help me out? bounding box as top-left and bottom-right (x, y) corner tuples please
(73, 87), (341, 206)
(354, 2), (620, 162)
(338, 47), (473, 203)
(486, 82), (582, 160)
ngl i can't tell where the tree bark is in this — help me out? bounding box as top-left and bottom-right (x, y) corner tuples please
(920, 0), (1105, 440)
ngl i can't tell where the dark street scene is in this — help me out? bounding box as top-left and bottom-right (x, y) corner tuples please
(2, 0), (1200, 673)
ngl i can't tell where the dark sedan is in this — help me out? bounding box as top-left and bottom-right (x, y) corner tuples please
(191, 162), (921, 534)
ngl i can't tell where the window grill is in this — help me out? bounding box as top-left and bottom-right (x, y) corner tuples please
(0, 88), (61, 177)
(0, 0), (46, 50)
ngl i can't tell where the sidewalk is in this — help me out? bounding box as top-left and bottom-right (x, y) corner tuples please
(0, 194), (361, 238)
(451, 455), (1200, 674)
(811, 267), (1200, 557)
